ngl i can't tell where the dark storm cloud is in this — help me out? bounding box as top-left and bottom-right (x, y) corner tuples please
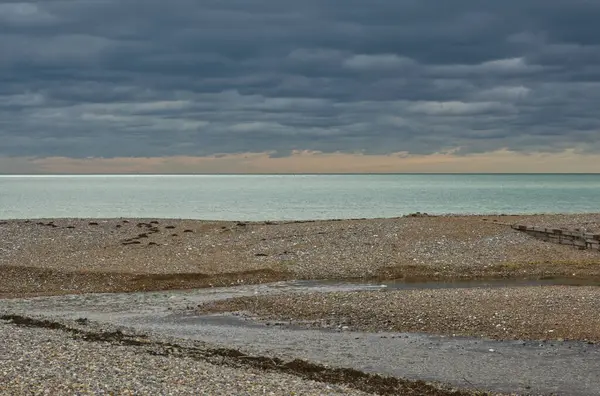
(1, 0), (600, 158)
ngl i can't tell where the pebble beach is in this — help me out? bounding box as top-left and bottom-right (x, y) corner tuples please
(2, 214), (600, 297)
(2, 213), (600, 395)
(199, 285), (600, 342)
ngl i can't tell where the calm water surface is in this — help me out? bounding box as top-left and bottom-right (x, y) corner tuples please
(1, 174), (599, 220)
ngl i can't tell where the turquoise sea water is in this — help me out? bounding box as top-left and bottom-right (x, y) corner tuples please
(1, 174), (599, 220)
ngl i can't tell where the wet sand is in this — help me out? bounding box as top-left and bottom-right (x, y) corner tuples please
(2, 214), (600, 298)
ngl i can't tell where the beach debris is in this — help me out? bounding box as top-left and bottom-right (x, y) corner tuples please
(122, 240), (142, 245)
(406, 212), (430, 217)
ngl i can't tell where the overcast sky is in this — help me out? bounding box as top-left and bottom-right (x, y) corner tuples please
(2, 0), (600, 172)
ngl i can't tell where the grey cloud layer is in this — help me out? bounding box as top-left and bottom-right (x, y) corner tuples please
(1, 0), (600, 158)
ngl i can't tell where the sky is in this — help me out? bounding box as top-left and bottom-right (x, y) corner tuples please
(1, 0), (600, 173)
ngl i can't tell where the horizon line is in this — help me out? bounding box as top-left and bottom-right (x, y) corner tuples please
(2, 172), (600, 176)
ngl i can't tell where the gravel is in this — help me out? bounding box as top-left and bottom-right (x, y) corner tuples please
(2, 214), (600, 297)
(3, 215), (599, 395)
(198, 285), (600, 342)
(0, 319), (371, 396)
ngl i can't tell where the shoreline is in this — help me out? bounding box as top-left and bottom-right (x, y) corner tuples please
(3, 211), (600, 222)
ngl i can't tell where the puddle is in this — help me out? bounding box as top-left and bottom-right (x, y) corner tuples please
(292, 277), (600, 291)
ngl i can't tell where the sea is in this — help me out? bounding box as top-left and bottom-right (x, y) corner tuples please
(1, 174), (599, 220)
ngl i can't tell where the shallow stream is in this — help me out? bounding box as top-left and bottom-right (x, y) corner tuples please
(2, 279), (599, 395)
